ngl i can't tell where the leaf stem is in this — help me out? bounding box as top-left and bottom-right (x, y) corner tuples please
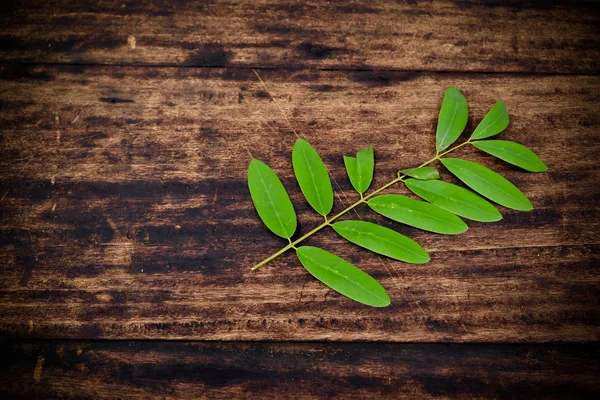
(252, 140), (470, 270)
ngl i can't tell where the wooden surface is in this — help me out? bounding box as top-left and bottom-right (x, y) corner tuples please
(1, 0), (599, 397)
(1, 341), (598, 399)
(0, 0), (598, 73)
(1, 67), (598, 342)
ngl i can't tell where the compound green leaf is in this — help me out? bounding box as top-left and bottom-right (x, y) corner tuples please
(472, 140), (548, 172)
(405, 179), (502, 222)
(344, 146), (374, 194)
(436, 87), (469, 152)
(368, 194), (468, 235)
(470, 100), (510, 140)
(332, 220), (430, 264)
(247, 159), (297, 238)
(292, 138), (334, 215)
(441, 158), (533, 211)
(400, 167), (440, 180)
(296, 246), (390, 307)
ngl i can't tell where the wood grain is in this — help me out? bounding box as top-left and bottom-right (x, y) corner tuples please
(0, 0), (599, 73)
(0, 65), (598, 341)
(1, 340), (598, 399)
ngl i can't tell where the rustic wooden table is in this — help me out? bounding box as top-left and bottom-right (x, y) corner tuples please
(1, 1), (599, 398)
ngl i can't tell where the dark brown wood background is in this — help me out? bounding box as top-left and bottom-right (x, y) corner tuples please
(0, 0), (598, 398)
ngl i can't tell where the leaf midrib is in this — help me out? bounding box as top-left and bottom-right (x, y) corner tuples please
(371, 200), (464, 228)
(337, 225), (426, 259)
(410, 182), (498, 219)
(448, 161), (528, 206)
(439, 91), (460, 150)
(299, 141), (325, 213)
(474, 110), (505, 138)
(254, 163), (288, 236)
(477, 142), (541, 168)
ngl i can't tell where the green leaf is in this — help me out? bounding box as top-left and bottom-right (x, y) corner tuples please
(296, 246), (390, 307)
(247, 159), (297, 238)
(292, 138), (334, 216)
(332, 220), (430, 264)
(472, 140), (547, 172)
(344, 146), (374, 194)
(405, 179), (502, 222)
(441, 158), (533, 211)
(436, 87), (469, 152)
(470, 100), (510, 140)
(400, 167), (440, 180)
(368, 194), (468, 235)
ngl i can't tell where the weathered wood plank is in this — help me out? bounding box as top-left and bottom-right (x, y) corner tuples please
(0, 340), (598, 399)
(0, 0), (599, 73)
(0, 65), (598, 341)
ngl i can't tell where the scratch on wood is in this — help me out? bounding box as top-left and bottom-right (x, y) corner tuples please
(242, 143), (255, 160)
(253, 69), (301, 138)
(298, 272), (309, 302)
(1, 153), (34, 203)
(32, 355), (44, 382)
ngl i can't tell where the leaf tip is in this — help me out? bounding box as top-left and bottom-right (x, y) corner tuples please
(521, 201), (534, 211)
(377, 298), (391, 308)
(371, 292), (392, 308)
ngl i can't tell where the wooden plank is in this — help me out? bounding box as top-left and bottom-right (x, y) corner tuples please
(0, 65), (599, 341)
(0, 340), (598, 399)
(0, 0), (599, 73)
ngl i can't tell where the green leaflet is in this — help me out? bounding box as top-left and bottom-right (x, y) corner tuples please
(368, 194), (468, 235)
(400, 166), (440, 180)
(405, 179), (502, 222)
(470, 100), (510, 140)
(472, 140), (548, 172)
(436, 87), (469, 152)
(247, 159), (297, 239)
(292, 138), (334, 216)
(344, 146), (374, 194)
(332, 220), (429, 264)
(441, 158), (533, 211)
(296, 246), (390, 307)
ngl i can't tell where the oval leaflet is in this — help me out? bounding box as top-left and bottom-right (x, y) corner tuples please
(441, 158), (533, 211)
(470, 100), (510, 140)
(296, 246), (391, 307)
(292, 138), (334, 216)
(247, 159), (297, 238)
(368, 194), (468, 235)
(436, 87), (469, 152)
(399, 166), (440, 180)
(333, 220), (430, 264)
(405, 179), (502, 222)
(472, 140), (547, 172)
